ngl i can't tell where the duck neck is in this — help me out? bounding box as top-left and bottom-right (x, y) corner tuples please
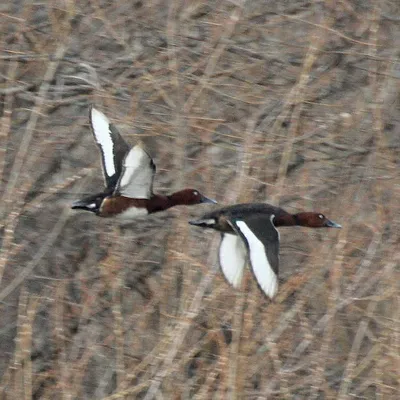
(273, 213), (298, 227)
(167, 191), (188, 207)
(147, 194), (174, 213)
(292, 212), (321, 227)
(148, 192), (188, 213)
(275, 212), (320, 227)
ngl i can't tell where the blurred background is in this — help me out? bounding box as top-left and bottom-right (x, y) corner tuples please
(0, 1), (399, 399)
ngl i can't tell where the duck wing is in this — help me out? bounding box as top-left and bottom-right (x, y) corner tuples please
(228, 214), (279, 299)
(89, 107), (131, 191)
(115, 144), (156, 199)
(218, 232), (247, 289)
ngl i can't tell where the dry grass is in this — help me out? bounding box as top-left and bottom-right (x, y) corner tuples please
(1, 0), (399, 399)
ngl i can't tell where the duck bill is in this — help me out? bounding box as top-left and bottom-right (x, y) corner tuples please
(325, 219), (342, 228)
(200, 195), (217, 204)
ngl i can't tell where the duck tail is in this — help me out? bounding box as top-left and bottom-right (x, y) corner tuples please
(188, 218), (217, 228)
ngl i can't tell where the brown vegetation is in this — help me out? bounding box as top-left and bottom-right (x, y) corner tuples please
(1, 1), (399, 399)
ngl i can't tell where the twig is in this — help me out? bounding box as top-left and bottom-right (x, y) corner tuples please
(182, 1), (247, 115)
(0, 200), (76, 303)
(142, 238), (219, 400)
(1, 43), (68, 212)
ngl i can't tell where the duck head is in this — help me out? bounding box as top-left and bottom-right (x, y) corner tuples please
(295, 212), (342, 228)
(169, 189), (217, 206)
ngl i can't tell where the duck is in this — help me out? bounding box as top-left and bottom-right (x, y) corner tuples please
(72, 107), (216, 219)
(189, 203), (341, 299)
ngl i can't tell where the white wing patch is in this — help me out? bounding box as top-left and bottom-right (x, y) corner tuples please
(117, 145), (154, 199)
(235, 220), (278, 299)
(91, 108), (115, 177)
(118, 146), (146, 188)
(219, 233), (247, 288)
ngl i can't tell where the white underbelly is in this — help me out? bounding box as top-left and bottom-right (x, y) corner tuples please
(115, 207), (149, 220)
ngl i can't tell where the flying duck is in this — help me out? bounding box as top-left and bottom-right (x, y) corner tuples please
(72, 107), (216, 219)
(189, 203), (341, 299)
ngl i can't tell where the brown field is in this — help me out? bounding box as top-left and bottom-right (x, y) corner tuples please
(1, 1), (399, 399)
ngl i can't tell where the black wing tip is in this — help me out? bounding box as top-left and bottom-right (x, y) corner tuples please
(150, 159), (156, 172)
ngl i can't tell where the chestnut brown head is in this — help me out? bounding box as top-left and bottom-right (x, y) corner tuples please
(295, 212), (342, 228)
(169, 189), (217, 206)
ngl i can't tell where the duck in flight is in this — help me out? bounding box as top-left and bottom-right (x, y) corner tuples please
(189, 203), (341, 299)
(72, 107), (216, 219)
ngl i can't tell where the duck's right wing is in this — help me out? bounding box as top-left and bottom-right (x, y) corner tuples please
(228, 214), (279, 299)
(115, 144), (156, 199)
(89, 107), (130, 191)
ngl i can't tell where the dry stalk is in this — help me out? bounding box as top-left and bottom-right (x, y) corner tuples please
(142, 237), (220, 400)
(337, 299), (380, 399)
(21, 294), (40, 400)
(271, 34), (321, 205)
(226, 289), (246, 400)
(0, 54), (19, 190)
(1, 43), (68, 213)
(182, 1), (246, 115)
(309, 198), (351, 398)
(264, 259), (397, 396)
(110, 234), (127, 390)
(0, 197), (78, 303)
(0, 288), (26, 396)
(1, 1), (399, 399)
(0, 42), (69, 289)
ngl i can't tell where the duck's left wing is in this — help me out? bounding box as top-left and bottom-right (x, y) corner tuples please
(89, 107), (131, 191)
(115, 144), (156, 199)
(229, 214), (279, 299)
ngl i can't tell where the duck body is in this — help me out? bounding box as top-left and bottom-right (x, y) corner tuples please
(72, 107), (216, 219)
(190, 203), (291, 233)
(189, 203), (341, 299)
(74, 191), (211, 219)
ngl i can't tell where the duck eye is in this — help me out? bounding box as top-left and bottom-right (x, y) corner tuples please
(193, 191), (199, 196)
(318, 214), (324, 219)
